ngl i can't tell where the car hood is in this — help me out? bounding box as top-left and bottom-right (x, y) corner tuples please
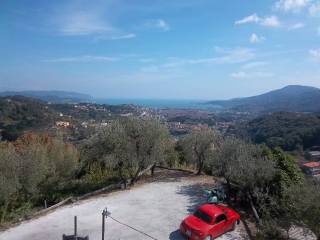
(184, 215), (210, 232)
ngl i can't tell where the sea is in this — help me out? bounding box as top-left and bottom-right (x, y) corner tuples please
(94, 98), (219, 110)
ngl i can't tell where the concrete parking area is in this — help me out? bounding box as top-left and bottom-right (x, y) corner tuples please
(0, 171), (249, 240)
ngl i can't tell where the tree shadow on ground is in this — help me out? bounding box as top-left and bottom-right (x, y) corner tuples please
(176, 182), (215, 213)
(169, 229), (185, 240)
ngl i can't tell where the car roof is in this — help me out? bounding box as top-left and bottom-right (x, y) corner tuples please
(198, 204), (225, 218)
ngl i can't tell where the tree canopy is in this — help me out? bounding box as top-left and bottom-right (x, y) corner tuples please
(80, 117), (172, 184)
(231, 112), (320, 152)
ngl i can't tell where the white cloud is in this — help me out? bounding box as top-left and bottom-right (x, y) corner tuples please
(230, 71), (248, 79)
(231, 71), (274, 79)
(56, 11), (113, 36)
(309, 2), (320, 16)
(310, 48), (320, 59)
(141, 48), (255, 72)
(45, 55), (119, 63)
(140, 65), (160, 73)
(157, 19), (170, 31)
(288, 22), (305, 30)
(139, 58), (155, 63)
(110, 33), (136, 40)
(235, 14), (260, 25)
(241, 61), (268, 69)
(212, 47), (256, 64)
(235, 14), (281, 27)
(144, 19), (170, 32)
(95, 33), (136, 41)
(274, 0), (310, 12)
(52, 4), (135, 40)
(260, 16), (281, 27)
(250, 33), (265, 43)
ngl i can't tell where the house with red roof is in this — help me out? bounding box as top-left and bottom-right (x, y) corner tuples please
(302, 162), (320, 176)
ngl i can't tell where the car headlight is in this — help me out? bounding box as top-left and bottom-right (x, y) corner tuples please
(194, 230), (204, 239)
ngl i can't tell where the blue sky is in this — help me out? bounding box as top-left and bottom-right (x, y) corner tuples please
(1, 0), (320, 99)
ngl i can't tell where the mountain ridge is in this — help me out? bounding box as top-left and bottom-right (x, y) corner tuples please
(207, 85), (320, 113)
(0, 90), (93, 103)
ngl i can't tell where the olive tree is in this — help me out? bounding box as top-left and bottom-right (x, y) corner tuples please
(15, 134), (50, 198)
(81, 117), (172, 184)
(210, 137), (275, 223)
(211, 138), (275, 190)
(282, 181), (320, 239)
(180, 129), (220, 175)
(0, 142), (20, 222)
(15, 133), (79, 199)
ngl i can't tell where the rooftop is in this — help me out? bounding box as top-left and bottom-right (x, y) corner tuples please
(303, 162), (320, 168)
(309, 151), (320, 156)
(198, 204), (224, 218)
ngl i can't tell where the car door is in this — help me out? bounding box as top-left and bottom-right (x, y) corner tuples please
(210, 214), (227, 238)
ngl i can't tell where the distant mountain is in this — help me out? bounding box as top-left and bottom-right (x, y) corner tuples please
(207, 85), (320, 113)
(0, 90), (93, 103)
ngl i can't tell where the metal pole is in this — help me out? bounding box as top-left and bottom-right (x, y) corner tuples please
(74, 216), (77, 240)
(102, 208), (107, 240)
(102, 211), (105, 240)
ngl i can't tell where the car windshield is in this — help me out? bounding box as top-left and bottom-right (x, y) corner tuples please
(194, 210), (212, 224)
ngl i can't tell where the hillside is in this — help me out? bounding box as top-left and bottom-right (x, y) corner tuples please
(207, 85), (320, 113)
(0, 90), (93, 103)
(230, 112), (320, 151)
(0, 96), (56, 140)
(0, 96), (145, 141)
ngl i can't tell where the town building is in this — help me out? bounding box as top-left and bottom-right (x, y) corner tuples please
(55, 121), (70, 128)
(302, 162), (320, 176)
(306, 150), (320, 161)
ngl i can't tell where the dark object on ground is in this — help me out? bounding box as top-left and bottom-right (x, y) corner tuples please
(62, 216), (89, 240)
(204, 185), (226, 204)
(62, 235), (89, 240)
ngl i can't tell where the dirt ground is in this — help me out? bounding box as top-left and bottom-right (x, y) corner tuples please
(0, 170), (249, 240)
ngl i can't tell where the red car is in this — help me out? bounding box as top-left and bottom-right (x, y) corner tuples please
(180, 204), (240, 240)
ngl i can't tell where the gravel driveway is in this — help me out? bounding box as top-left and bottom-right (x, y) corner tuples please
(0, 172), (248, 240)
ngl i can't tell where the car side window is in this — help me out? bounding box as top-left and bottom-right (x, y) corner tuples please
(215, 214), (227, 224)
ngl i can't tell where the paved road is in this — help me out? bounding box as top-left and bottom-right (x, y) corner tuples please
(0, 175), (248, 240)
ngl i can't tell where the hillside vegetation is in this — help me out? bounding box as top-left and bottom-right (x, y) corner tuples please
(231, 112), (320, 151)
(0, 96), (56, 140)
(0, 96), (142, 141)
(0, 118), (319, 239)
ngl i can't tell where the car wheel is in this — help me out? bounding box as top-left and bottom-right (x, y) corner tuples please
(204, 236), (213, 240)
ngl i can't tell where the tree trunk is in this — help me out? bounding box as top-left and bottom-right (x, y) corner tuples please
(118, 166), (126, 188)
(194, 147), (202, 175)
(196, 161), (203, 175)
(196, 155), (204, 175)
(247, 193), (262, 226)
(1, 201), (9, 223)
(151, 164), (156, 176)
(226, 178), (231, 201)
(131, 166), (142, 185)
